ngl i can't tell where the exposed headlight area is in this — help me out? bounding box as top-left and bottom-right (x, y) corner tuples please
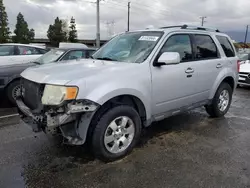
(41, 85), (78, 105)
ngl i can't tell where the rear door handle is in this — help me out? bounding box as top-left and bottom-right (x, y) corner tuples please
(185, 68), (194, 74)
(216, 63), (223, 68)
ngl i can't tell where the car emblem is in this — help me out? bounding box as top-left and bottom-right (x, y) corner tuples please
(248, 74), (250, 79)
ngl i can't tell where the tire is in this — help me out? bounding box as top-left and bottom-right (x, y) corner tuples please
(205, 82), (233, 118)
(92, 105), (142, 162)
(6, 80), (21, 105)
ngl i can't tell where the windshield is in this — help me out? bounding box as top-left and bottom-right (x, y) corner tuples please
(36, 49), (65, 64)
(92, 31), (163, 63)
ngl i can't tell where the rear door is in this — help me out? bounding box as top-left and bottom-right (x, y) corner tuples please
(191, 34), (222, 100)
(215, 35), (238, 77)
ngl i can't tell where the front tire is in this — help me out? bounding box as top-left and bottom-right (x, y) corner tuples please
(205, 82), (233, 118)
(92, 105), (142, 162)
(6, 80), (21, 105)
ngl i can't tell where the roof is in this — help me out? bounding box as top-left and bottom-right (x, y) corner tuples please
(55, 47), (98, 51)
(0, 43), (46, 49)
(125, 25), (225, 35)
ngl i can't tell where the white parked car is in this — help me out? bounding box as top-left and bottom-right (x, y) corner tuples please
(238, 55), (250, 86)
(0, 43), (48, 66)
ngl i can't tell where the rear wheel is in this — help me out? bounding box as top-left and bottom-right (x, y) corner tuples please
(6, 80), (21, 105)
(92, 105), (141, 162)
(205, 82), (232, 118)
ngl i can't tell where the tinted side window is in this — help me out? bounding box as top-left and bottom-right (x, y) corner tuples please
(87, 50), (96, 58)
(194, 35), (218, 59)
(36, 48), (48, 54)
(159, 34), (193, 62)
(62, 50), (85, 60)
(0, 46), (15, 56)
(17, 46), (41, 55)
(216, 36), (235, 57)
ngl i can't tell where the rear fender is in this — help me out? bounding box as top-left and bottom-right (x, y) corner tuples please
(209, 68), (237, 99)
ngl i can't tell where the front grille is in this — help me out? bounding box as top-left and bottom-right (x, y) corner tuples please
(21, 78), (45, 111)
(239, 72), (249, 75)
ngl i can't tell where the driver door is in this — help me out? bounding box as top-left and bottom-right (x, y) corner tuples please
(151, 34), (200, 116)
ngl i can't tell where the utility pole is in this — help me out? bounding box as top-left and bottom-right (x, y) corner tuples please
(200, 16), (207, 26)
(244, 25), (249, 44)
(127, 1), (130, 31)
(96, 0), (100, 48)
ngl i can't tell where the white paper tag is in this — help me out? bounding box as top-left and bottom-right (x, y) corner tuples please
(139, 36), (159, 41)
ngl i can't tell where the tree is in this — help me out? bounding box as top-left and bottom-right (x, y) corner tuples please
(68, 17), (78, 43)
(28, 28), (35, 41)
(0, 0), (11, 43)
(13, 12), (35, 43)
(47, 17), (67, 47)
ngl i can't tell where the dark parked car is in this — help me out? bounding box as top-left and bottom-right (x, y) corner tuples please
(0, 47), (97, 104)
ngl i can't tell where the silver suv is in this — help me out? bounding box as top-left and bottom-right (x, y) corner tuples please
(17, 25), (239, 161)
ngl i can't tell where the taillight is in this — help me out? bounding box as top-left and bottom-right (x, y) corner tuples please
(237, 60), (240, 72)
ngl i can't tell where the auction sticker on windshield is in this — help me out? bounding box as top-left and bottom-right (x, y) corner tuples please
(139, 36), (159, 41)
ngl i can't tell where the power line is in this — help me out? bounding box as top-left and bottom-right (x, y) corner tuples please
(115, 0), (170, 14)
(105, 1), (170, 18)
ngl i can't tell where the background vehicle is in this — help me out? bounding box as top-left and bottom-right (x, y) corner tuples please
(0, 47), (97, 104)
(0, 43), (49, 66)
(17, 25), (238, 162)
(238, 53), (250, 86)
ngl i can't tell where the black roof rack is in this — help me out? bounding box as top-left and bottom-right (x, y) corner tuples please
(159, 24), (220, 32)
(159, 25), (185, 29)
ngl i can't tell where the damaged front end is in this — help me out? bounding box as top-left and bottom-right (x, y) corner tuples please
(16, 78), (100, 145)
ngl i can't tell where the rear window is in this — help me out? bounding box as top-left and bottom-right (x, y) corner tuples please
(216, 36), (235, 57)
(0, 45), (14, 56)
(194, 35), (219, 60)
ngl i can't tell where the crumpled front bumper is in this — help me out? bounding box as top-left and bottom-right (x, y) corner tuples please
(16, 97), (100, 145)
(16, 98), (44, 132)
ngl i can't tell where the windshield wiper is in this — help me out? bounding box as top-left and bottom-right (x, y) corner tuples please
(33, 61), (41, 65)
(96, 57), (117, 61)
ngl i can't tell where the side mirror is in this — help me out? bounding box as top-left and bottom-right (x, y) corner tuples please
(154, 52), (181, 66)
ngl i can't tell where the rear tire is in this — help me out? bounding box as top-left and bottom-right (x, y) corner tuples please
(6, 80), (21, 105)
(92, 105), (141, 162)
(205, 82), (232, 118)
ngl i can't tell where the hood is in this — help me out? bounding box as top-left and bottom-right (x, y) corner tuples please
(240, 62), (250, 73)
(21, 59), (137, 85)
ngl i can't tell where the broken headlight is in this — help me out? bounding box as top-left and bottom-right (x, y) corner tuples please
(41, 85), (78, 105)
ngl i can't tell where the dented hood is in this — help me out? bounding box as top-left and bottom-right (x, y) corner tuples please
(21, 59), (136, 85)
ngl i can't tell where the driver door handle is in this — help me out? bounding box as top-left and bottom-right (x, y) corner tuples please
(185, 67), (194, 74)
(216, 63), (223, 68)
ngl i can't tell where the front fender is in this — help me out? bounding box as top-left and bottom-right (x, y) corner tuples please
(209, 68), (237, 99)
(6, 75), (21, 86)
(84, 86), (152, 121)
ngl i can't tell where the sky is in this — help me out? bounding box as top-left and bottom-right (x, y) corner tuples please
(3, 0), (250, 42)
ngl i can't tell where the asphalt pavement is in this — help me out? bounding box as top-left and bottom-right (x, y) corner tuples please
(0, 88), (250, 188)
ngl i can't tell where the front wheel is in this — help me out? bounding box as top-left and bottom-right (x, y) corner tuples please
(205, 82), (233, 118)
(92, 105), (142, 162)
(6, 80), (21, 105)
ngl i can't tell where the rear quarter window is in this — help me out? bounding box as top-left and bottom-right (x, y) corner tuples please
(216, 36), (235, 57)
